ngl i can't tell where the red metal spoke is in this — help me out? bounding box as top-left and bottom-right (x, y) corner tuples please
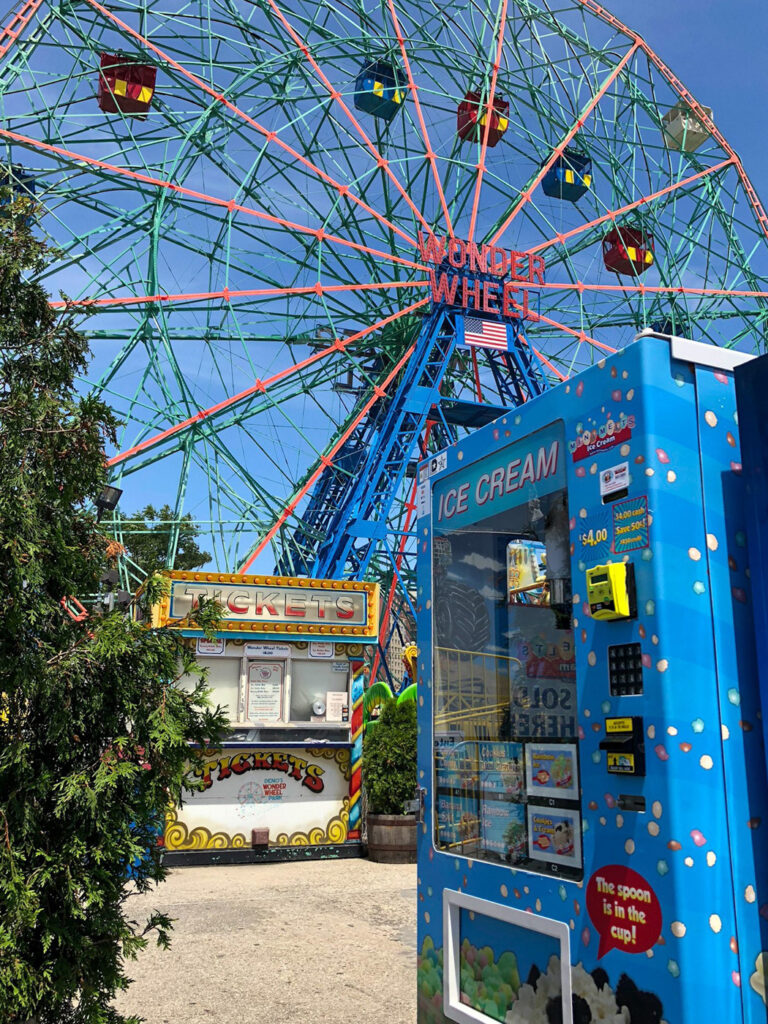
(467, 0), (509, 243)
(471, 348), (483, 401)
(59, 276), (767, 322)
(532, 349), (566, 382)
(510, 300), (616, 353)
(519, 330), (568, 381)
(51, 278), (428, 310)
(0, 0), (44, 59)
(532, 281), (768, 300)
(81, 0), (418, 250)
(108, 297), (429, 468)
(489, 40), (640, 246)
(265, 0), (436, 242)
(0, 128), (428, 273)
(576, 0), (768, 242)
(387, 0), (454, 236)
(529, 158), (736, 255)
(238, 342), (417, 572)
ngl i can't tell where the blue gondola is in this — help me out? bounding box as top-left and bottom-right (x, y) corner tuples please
(354, 60), (404, 122)
(541, 148), (592, 202)
(0, 164), (36, 223)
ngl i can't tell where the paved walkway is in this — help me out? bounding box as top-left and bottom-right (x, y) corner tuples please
(114, 858), (418, 1024)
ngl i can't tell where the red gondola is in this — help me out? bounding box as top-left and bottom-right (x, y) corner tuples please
(98, 54), (157, 117)
(602, 226), (654, 277)
(457, 91), (509, 147)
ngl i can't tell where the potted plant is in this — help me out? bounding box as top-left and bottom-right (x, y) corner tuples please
(362, 696), (418, 863)
(363, 677), (416, 730)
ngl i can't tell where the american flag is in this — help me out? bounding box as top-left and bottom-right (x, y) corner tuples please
(462, 316), (509, 351)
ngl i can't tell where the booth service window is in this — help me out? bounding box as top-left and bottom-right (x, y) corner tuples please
(431, 424), (582, 880)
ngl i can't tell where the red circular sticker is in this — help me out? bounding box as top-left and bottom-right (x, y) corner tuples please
(586, 865), (662, 958)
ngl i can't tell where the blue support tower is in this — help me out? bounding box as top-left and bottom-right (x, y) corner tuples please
(312, 306), (457, 580)
(278, 301), (552, 673)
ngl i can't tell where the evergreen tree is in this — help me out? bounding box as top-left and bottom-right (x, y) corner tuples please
(0, 198), (228, 1022)
(119, 505), (211, 575)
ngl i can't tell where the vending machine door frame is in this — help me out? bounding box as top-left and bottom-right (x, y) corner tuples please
(443, 888), (573, 1024)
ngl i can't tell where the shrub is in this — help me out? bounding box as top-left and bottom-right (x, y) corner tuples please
(362, 698), (417, 815)
(0, 196), (229, 1023)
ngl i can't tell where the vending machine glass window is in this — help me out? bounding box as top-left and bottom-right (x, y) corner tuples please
(432, 424), (581, 880)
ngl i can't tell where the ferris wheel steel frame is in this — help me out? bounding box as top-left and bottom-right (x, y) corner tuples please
(0, 0), (766, 674)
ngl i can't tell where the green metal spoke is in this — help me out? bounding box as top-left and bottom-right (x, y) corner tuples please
(1, 0), (764, 603)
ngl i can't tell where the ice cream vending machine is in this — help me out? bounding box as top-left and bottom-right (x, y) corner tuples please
(415, 333), (768, 1024)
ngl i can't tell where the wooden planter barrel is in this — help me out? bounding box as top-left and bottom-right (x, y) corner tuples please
(367, 813), (418, 864)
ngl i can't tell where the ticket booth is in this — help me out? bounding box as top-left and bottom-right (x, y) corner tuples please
(149, 571), (378, 863)
(415, 333), (768, 1023)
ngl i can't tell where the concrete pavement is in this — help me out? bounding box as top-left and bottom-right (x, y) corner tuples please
(114, 858), (418, 1024)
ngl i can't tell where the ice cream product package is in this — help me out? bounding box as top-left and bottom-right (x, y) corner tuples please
(525, 742), (579, 800)
(527, 805), (582, 868)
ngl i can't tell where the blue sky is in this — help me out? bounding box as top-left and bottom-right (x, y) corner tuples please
(39, 0), (766, 574)
(610, 0), (768, 199)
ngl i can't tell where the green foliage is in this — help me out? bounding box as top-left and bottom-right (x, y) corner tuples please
(362, 698), (417, 816)
(118, 504), (211, 575)
(396, 682), (417, 705)
(0, 198), (229, 1023)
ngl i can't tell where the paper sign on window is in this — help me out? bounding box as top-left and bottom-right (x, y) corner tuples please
(326, 691), (348, 722)
(247, 662), (284, 722)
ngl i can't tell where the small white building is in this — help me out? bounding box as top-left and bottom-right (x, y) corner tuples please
(148, 571), (379, 863)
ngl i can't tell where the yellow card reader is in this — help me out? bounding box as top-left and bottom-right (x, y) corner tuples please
(586, 562), (636, 621)
(599, 716), (645, 776)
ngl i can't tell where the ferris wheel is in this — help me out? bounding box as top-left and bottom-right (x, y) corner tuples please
(1, 0), (766, 668)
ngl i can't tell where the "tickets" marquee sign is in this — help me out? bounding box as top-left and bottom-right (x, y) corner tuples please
(148, 571), (379, 638)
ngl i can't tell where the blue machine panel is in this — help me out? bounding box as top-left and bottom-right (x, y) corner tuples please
(416, 335), (768, 1024)
(736, 354), (768, 784)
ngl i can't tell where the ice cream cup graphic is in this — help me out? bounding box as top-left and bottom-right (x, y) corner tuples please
(553, 821), (574, 854)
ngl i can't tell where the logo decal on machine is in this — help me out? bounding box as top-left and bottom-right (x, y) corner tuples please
(569, 412), (636, 461)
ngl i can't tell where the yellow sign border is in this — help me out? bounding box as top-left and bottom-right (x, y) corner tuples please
(148, 571), (379, 639)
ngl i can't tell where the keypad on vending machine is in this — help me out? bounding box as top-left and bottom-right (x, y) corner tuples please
(608, 642), (644, 696)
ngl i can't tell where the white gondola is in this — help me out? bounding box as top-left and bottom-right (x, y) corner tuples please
(661, 100), (713, 152)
